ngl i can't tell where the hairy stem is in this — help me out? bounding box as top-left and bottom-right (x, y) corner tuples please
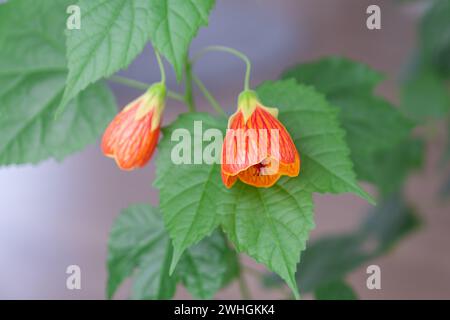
(154, 49), (166, 83)
(184, 61), (196, 112)
(108, 75), (185, 102)
(242, 265), (265, 278)
(238, 257), (252, 300)
(193, 45), (252, 91)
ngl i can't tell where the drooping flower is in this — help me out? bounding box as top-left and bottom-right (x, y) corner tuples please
(221, 90), (300, 188)
(101, 83), (166, 170)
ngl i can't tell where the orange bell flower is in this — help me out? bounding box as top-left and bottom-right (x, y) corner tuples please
(101, 83), (166, 170)
(221, 90), (300, 188)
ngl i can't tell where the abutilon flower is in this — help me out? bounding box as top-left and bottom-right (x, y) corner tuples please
(221, 90), (300, 188)
(101, 83), (166, 170)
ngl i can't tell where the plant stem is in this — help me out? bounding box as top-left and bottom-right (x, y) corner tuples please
(109, 75), (148, 90)
(108, 75), (185, 102)
(192, 75), (227, 118)
(237, 256), (252, 300)
(193, 45), (252, 91)
(184, 61), (196, 112)
(238, 271), (251, 300)
(154, 49), (166, 83)
(242, 265), (265, 278)
(167, 91), (186, 103)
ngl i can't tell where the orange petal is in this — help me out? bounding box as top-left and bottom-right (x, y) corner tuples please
(222, 171), (238, 189)
(221, 96), (301, 188)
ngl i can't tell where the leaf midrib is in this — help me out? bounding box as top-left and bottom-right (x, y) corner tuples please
(65, 0), (129, 101)
(255, 188), (298, 294)
(0, 81), (65, 157)
(177, 165), (218, 247)
(300, 149), (369, 200)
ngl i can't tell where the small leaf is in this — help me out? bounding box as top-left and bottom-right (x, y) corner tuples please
(107, 204), (177, 300)
(295, 233), (369, 293)
(331, 94), (413, 172)
(108, 204), (236, 300)
(154, 113), (230, 272)
(178, 231), (239, 299)
(256, 80), (374, 204)
(281, 57), (414, 189)
(301, 195), (419, 292)
(61, 0), (155, 109)
(282, 56), (383, 96)
(148, 0), (216, 79)
(314, 280), (358, 300)
(0, 0), (116, 165)
(401, 68), (450, 121)
(221, 178), (315, 299)
(361, 193), (421, 253)
(131, 240), (177, 300)
(361, 138), (424, 196)
(263, 195), (419, 293)
(420, 0), (450, 77)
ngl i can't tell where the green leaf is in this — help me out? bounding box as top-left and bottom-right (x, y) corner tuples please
(61, 0), (156, 109)
(154, 113), (230, 272)
(107, 204), (177, 300)
(294, 233), (369, 293)
(154, 110), (315, 298)
(401, 68), (450, 121)
(362, 138), (424, 196)
(331, 95), (413, 173)
(314, 280), (358, 300)
(155, 80), (374, 297)
(361, 194), (421, 253)
(221, 178), (314, 299)
(281, 57), (414, 188)
(178, 231), (239, 299)
(148, 0), (216, 79)
(0, 0), (116, 165)
(420, 0), (450, 77)
(108, 204), (237, 300)
(264, 195), (419, 293)
(256, 79), (374, 204)
(282, 56), (383, 96)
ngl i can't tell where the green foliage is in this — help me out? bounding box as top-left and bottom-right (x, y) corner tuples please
(281, 57), (415, 192)
(221, 179), (314, 299)
(401, 66), (450, 120)
(400, 0), (450, 121)
(363, 138), (424, 196)
(155, 80), (374, 298)
(61, 0), (157, 109)
(177, 230), (239, 299)
(257, 80), (374, 204)
(361, 195), (420, 252)
(0, 0), (116, 165)
(314, 280), (357, 300)
(264, 195), (420, 293)
(282, 57), (383, 96)
(61, 0), (215, 109)
(148, 0), (216, 79)
(107, 204), (177, 300)
(0, 0), (427, 301)
(420, 0), (450, 77)
(107, 204), (237, 299)
(154, 113), (229, 272)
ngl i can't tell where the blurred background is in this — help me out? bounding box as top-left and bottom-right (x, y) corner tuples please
(1, 0), (450, 299)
